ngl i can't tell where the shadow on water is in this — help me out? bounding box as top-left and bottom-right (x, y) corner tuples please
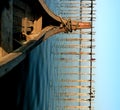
(0, 41), (51, 110)
(0, 58), (29, 110)
(21, 43), (51, 110)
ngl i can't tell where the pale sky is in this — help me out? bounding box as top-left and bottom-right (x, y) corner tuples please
(95, 0), (120, 110)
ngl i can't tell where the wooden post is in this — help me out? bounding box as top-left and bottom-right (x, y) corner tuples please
(55, 44), (96, 48)
(59, 79), (95, 83)
(55, 52), (95, 55)
(58, 98), (93, 102)
(59, 85), (94, 89)
(64, 105), (93, 109)
(57, 58), (96, 62)
(57, 38), (95, 41)
(57, 72), (95, 75)
(56, 92), (92, 96)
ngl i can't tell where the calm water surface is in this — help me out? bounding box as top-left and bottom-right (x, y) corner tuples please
(19, 0), (83, 110)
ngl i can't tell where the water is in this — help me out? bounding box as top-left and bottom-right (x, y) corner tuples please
(0, 0), (95, 110)
(16, 0), (94, 110)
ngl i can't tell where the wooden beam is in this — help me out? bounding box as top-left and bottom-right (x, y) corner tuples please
(57, 58), (96, 62)
(56, 92), (93, 96)
(57, 38), (95, 41)
(59, 86), (94, 89)
(59, 79), (95, 83)
(57, 98), (93, 102)
(55, 44), (96, 48)
(57, 72), (95, 75)
(55, 52), (95, 55)
(64, 106), (94, 109)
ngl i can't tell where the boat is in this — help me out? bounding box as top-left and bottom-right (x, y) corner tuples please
(0, 0), (91, 77)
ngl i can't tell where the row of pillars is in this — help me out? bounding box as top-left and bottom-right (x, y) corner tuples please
(48, 0), (96, 109)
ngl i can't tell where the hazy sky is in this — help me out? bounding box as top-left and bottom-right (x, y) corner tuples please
(95, 0), (120, 110)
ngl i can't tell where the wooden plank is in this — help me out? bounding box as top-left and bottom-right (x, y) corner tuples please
(0, 52), (25, 77)
(56, 58), (96, 62)
(55, 52), (95, 55)
(58, 98), (93, 102)
(59, 79), (95, 83)
(57, 38), (95, 41)
(55, 45), (95, 49)
(0, 26), (59, 77)
(56, 92), (92, 96)
(57, 72), (95, 75)
(64, 106), (93, 109)
(59, 86), (94, 89)
(58, 66), (96, 68)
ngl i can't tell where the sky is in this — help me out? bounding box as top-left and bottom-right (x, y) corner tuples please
(95, 0), (120, 110)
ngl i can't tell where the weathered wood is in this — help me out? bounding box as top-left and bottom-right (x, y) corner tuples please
(55, 44), (96, 48)
(0, 0), (13, 57)
(59, 86), (94, 89)
(60, 0), (95, 4)
(58, 66), (95, 68)
(57, 58), (95, 63)
(39, 0), (91, 29)
(0, 26), (54, 77)
(57, 72), (95, 75)
(56, 52), (95, 55)
(0, 0), (92, 77)
(57, 38), (95, 41)
(0, 52), (25, 77)
(33, 17), (42, 34)
(64, 105), (93, 109)
(56, 92), (92, 96)
(59, 79), (95, 83)
(24, 17), (42, 41)
(58, 98), (93, 102)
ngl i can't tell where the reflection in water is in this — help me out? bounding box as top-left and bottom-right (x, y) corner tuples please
(17, 0), (93, 110)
